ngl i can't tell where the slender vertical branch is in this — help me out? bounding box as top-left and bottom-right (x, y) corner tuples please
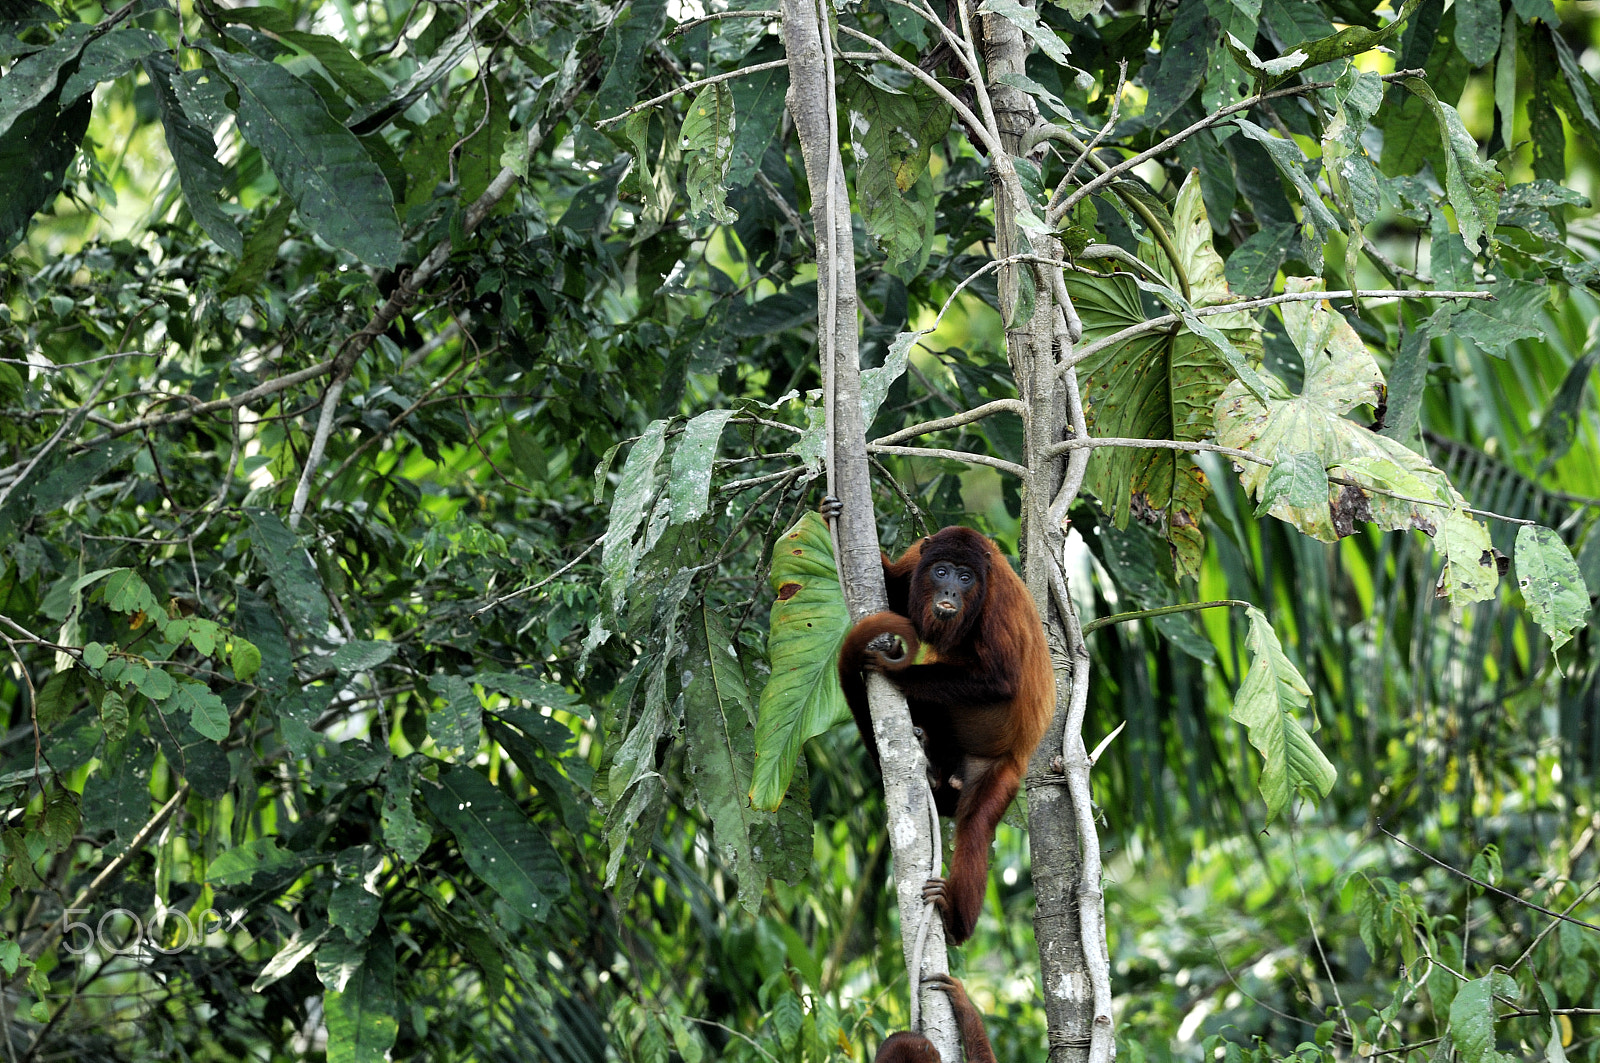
(781, 0), (958, 1051)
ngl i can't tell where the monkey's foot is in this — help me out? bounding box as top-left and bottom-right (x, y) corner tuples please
(818, 495), (843, 519)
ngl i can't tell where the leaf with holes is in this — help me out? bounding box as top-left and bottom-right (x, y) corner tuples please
(1214, 279), (1498, 613)
(750, 512), (849, 810)
(1516, 526), (1590, 657)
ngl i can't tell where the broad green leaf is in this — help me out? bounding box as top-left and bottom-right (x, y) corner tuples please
(474, 672), (584, 714)
(170, 680), (229, 741)
(328, 640), (395, 674)
(600, 420), (667, 615)
(0, 23), (89, 140)
(103, 568), (159, 617)
(324, 930), (399, 1063)
(346, 5), (493, 133)
(682, 605), (763, 912)
(977, 0), (1072, 64)
(1380, 324), (1431, 449)
(668, 409), (735, 524)
(1234, 119), (1340, 258)
(232, 638), (262, 683)
(137, 666), (172, 702)
(1453, 0), (1500, 66)
(328, 845), (383, 941)
(594, 0), (669, 119)
(750, 512), (850, 810)
(59, 28), (163, 104)
(185, 618), (221, 657)
(206, 837), (295, 886)
(81, 642), (108, 670)
(1540, 350), (1598, 461)
(221, 198), (292, 296)
(39, 792), (78, 852)
(98, 689), (127, 743)
(726, 42), (787, 188)
(426, 674), (482, 758)
(424, 764), (569, 919)
(1448, 974), (1519, 1063)
(1232, 606), (1336, 819)
(245, 508), (330, 638)
(143, 55), (243, 257)
(217, 9), (387, 103)
(1322, 69), (1384, 241)
(1067, 171), (1254, 577)
(681, 82), (736, 223)
(622, 109), (677, 238)
(846, 76), (949, 278)
(1124, 0), (1214, 132)
(457, 75), (510, 208)
(381, 756), (429, 864)
(1516, 526), (1590, 655)
(33, 669), (76, 730)
(202, 45), (401, 267)
(1435, 509), (1501, 614)
(1256, 452), (1330, 514)
(1224, 223), (1296, 298)
(1442, 278), (1546, 360)
(1400, 78), (1501, 252)
(1090, 516), (1216, 661)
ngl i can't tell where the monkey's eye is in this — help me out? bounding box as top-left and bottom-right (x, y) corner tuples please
(958, 571), (972, 583)
(934, 566), (948, 578)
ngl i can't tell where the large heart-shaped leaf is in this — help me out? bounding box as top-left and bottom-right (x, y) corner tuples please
(1067, 171), (1258, 577)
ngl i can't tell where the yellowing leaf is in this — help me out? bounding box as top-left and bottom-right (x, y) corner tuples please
(1214, 278), (1499, 612)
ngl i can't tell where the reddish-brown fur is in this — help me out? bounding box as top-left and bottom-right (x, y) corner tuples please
(874, 975), (997, 1063)
(839, 526), (1053, 944)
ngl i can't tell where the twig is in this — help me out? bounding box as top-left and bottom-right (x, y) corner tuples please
(20, 784), (191, 968)
(1048, 436), (1540, 527)
(867, 443), (1026, 478)
(664, 9), (775, 38)
(0, 367), (114, 512)
(1380, 826), (1600, 934)
(594, 59), (788, 128)
(871, 398), (1026, 447)
(1051, 69), (1425, 222)
(1512, 879), (1600, 971)
(1060, 60), (1126, 190)
(1081, 599), (1252, 637)
(1048, 436), (1269, 464)
(836, 34), (1002, 159)
(1059, 288), (1494, 373)
(471, 541), (602, 616)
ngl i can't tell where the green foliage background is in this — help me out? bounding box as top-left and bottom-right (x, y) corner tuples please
(0, 0), (1597, 1060)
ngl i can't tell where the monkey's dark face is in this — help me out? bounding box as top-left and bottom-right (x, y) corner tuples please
(926, 560), (976, 620)
(911, 528), (991, 647)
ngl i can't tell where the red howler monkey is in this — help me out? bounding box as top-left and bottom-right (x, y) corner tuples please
(876, 974), (997, 1063)
(836, 519), (1054, 944)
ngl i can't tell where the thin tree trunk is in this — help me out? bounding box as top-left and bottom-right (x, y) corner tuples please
(780, 0), (959, 1053)
(979, 5), (1109, 1061)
